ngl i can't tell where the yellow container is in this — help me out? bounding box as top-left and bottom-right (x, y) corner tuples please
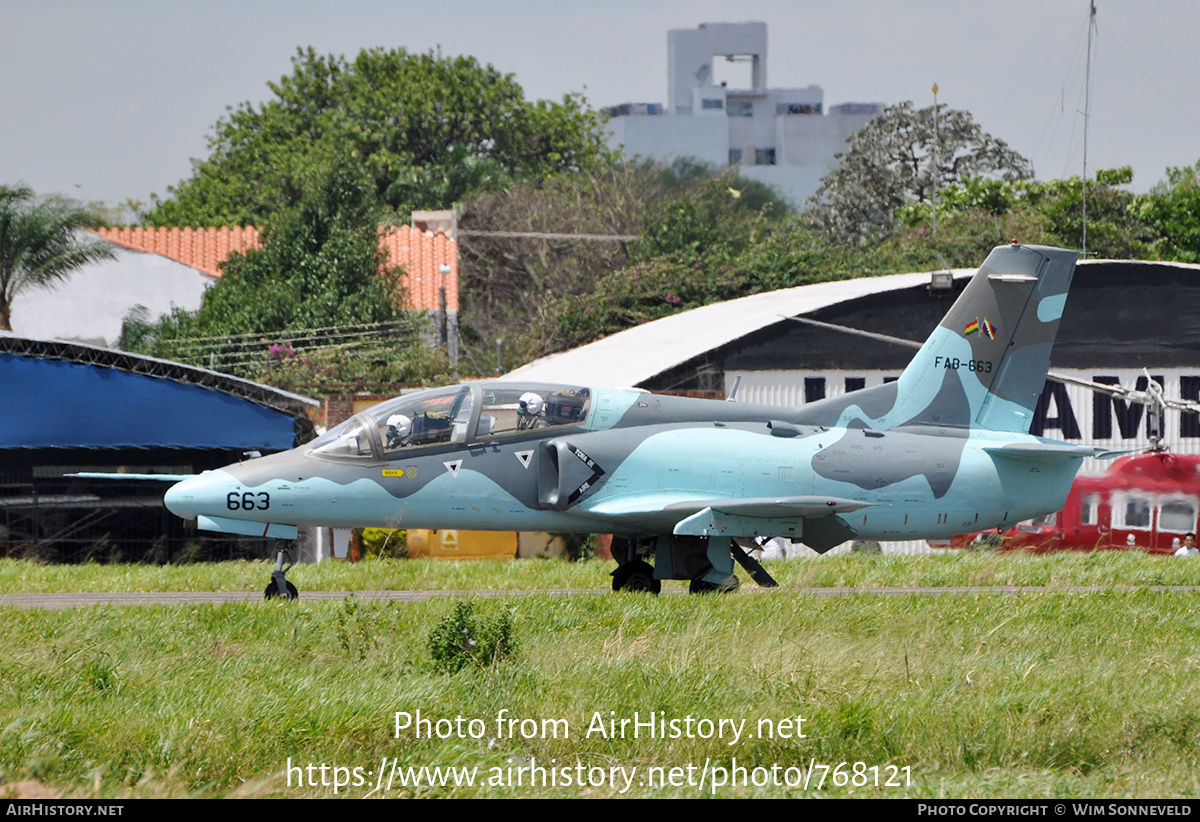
(406, 529), (517, 560)
(405, 530), (567, 560)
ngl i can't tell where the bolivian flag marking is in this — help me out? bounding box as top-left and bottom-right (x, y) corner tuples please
(965, 317), (996, 339)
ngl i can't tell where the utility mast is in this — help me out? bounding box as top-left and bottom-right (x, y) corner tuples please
(1082, 0), (1097, 257)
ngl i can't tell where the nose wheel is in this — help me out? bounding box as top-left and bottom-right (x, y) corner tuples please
(264, 543), (298, 600)
(264, 580), (298, 600)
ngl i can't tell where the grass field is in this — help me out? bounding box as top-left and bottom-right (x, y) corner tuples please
(2, 552), (1200, 798)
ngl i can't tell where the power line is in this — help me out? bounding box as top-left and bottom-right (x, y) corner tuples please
(152, 317), (425, 348)
(460, 229), (639, 242)
(150, 318), (427, 377)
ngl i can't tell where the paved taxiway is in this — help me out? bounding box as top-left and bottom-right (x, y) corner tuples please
(4, 586), (1200, 609)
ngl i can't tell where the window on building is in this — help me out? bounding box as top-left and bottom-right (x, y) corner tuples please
(726, 101), (753, 117)
(728, 148), (743, 165)
(776, 103), (817, 115)
(701, 98), (724, 110)
(755, 147), (776, 166)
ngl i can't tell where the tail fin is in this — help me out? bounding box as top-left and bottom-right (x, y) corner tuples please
(896, 243), (1078, 432)
(799, 244), (1078, 434)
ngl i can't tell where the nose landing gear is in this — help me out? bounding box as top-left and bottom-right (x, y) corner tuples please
(264, 542), (298, 600)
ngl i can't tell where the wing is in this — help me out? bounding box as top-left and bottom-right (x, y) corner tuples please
(588, 494), (874, 553)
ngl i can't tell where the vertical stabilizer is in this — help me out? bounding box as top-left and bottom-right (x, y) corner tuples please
(897, 243), (1078, 433)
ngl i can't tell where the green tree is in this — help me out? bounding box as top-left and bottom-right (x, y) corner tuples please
(807, 102), (1032, 247)
(127, 155), (407, 377)
(459, 160), (789, 366)
(1020, 167), (1149, 259)
(1143, 159), (1200, 263)
(145, 47), (613, 226)
(551, 213), (912, 349)
(0, 185), (115, 331)
(890, 169), (1155, 264)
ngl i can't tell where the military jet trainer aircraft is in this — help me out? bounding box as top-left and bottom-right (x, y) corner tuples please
(164, 243), (1098, 598)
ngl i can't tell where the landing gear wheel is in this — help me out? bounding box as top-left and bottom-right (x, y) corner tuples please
(689, 575), (739, 594)
(264, 581), (298, 600)
(264, 541), (298, 601)
(612, 560), (661, 594)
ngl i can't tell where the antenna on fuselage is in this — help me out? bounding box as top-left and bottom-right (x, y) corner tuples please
(726, 375), (742, 401)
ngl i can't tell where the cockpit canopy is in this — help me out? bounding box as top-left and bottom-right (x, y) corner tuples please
(308, 382), (591, 460)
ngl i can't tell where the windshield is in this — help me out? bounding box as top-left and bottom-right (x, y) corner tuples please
(307, 382), (591, 459)
(308, 416), (374, 459)
(367, 385), (474, 455)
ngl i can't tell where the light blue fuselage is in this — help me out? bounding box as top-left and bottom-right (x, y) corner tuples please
(167, 420), (1076, 542)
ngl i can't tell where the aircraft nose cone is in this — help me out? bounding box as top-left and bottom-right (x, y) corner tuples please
(164, 471), (231, 520)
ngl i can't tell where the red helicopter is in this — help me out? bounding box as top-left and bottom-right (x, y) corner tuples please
(948, 373), (1200, 554)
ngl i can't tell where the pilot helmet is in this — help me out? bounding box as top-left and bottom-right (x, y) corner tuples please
(386, 413), (412, 438)
(519, 392), (544, 416)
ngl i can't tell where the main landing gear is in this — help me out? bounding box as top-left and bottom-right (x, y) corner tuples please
(609, 535), (779, 595)
(264, 541), (298, 600)
(611, 559), (661, 594)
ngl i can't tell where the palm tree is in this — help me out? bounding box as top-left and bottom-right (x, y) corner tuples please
(0, 184), (116, 331)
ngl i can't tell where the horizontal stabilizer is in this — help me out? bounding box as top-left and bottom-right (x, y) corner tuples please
(983, 443), (1106, 463)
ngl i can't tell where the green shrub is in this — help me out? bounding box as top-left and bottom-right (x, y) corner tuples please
(427, 600), (516, 673)
(360, 528), (407, 558)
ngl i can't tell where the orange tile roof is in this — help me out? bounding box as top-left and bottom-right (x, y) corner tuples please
(379, 226), (459, 315)
(90, 225), (458, 312)
(93, 226), (261, 279)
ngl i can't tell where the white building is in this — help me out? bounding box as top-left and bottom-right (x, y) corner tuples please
(604, 22), (883, 208)
(9, 222), (461, 351)
(10, 243), (214, 348)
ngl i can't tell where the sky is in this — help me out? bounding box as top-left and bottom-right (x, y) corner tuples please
(3, 0), (1199, 209)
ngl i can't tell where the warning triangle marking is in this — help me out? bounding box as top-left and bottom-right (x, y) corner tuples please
(443, 460), (462, 478)
(515, 450), (533, 469)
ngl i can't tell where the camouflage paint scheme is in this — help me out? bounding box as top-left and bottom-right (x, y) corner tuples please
(165, 244), (1095, 588)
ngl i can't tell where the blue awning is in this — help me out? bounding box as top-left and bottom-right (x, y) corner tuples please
(2, 353), (298, 451)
